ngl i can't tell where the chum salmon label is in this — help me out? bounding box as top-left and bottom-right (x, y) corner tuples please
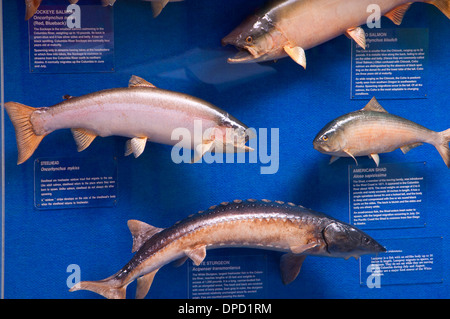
(34, 157), (118, 210)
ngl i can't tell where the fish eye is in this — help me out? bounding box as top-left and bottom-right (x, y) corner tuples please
(245, 36), (253, 44)
(363, 237), (371, 244)
(322, 135), (328, 141)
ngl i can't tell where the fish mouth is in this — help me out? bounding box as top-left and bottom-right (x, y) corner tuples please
(227, 46), (264, 63)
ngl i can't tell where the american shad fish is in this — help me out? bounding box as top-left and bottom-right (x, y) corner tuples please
(5, 75), (252, 164)
(313, 97), (450, 167)
(222, 0), (450, 68)
(70, 199), (386, 299)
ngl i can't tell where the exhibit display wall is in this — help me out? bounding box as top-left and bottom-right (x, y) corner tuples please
(1, 0), (449, 299)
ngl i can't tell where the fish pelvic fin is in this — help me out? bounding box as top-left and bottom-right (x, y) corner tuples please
(151, 0), (170, 18)
(425, 0), (450, 19)
(70, 276), (127, 299)
(346, 27), (366, 49)
(4, 102), (46, 164)
(436, 128), (450, 168)
(283, 45), (306, 69)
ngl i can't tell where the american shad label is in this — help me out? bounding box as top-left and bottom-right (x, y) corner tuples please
(34, 157), (118, 210)
(349, 162), (427, 229)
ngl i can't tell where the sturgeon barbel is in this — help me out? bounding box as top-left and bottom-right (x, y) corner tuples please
(222, 0), (450, 68)
(313, 97), (450, 167)
(70, 199), (385, 299)
(5, 76), (252, 164)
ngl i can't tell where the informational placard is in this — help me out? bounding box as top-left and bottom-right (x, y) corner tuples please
(349, 162), (426, 229)
(351, 28), (428, 99)
(188, 254), (267, 299)
(360, 237), (443, 287)
(28, 3), (114, 73)
(34, 157), (118, 209)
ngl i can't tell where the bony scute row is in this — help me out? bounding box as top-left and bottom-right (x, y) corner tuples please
(7, 0), (449, 299)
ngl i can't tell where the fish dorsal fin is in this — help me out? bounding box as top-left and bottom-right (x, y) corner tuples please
(135, 269), (159, 299)
(362, 97), (388, 113)
(185, 246), (207, 266)
(128, 75), (156, 88)
(280, 253), (307, 285)
(384, 3), (412, 25)
(71, 128), (97, 152)
(346, 27), (366, 49)
(127, 220), (164, 253)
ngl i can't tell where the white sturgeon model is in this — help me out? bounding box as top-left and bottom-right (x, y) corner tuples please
(70, 199), (386, 299)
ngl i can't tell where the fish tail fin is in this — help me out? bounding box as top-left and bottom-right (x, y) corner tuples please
(436, 128), (450, 168)
(69, 276), (127, 299)
(25, 0), (41, 20)
(4, 102), (46, 165)
(425, 0), (450, 19)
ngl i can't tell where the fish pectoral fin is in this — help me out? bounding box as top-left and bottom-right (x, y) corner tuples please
(128, 75), (156, 88)
(289, 242), (319, 255)
(191, 141), (215, 163)
(135, 269), (159, 299)
(369, 153), (380, 166)
(384, 3), (412, 25)
(151, 0), (170, 18)
(280, 253), (307, 285)
(283, 45), (306, 69)
(127, 220), (164, 253)
(344, 149), (358, 165)
(400, 142), (423, 154)
(185, 246), (207, 266)
(329, 156), (340, 164)
(346, 27), (366, 49)
(362, 97), (388, 113)
(125, 137), (148, 158)
(71, 128), (97, 152)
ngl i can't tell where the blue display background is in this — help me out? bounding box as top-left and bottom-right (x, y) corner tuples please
(1, 0), (449, 298)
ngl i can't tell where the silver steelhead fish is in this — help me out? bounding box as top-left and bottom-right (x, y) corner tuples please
(25, 0), (79, 20)
(313, 97), (450, 167)
(69, 199), (386, 299)
(222, 0), (450, 68)
(5, 75), (252, 164)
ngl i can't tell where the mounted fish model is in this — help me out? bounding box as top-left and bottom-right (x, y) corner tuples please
(313, 97), (450, 167)
(69, 199), (386, 299)
(222, 0), (450, 68)
(5, 76), (252, 164)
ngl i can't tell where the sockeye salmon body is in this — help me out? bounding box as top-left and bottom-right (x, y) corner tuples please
(222, 0), (450, 68)
(69, 199), (386, 299)
(313, 97), (450, 167)
(5, 76), (252, 164)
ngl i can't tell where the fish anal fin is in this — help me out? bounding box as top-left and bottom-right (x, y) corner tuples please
(125, 137), (148, 158)
(71, 128), (97, 152)
(369, 153), (380, 166)
(185, 246), (207, 266)
(128, 75), (156, 88)
(384, 3), (412, 25)
(346, 27), (366, 49)
(362, 97), (388, 113)
(283, 45), (306, 69)
(329, 156), (340, 164)
(25, 0), (42, 20)
(400, 142), (423, 154)
(425, 0), (450, 19)
(127, 220), (164, 253)
(135, 269), (159, 299)
(101, 0), (116, 6)
(280, 253), (307, 285)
